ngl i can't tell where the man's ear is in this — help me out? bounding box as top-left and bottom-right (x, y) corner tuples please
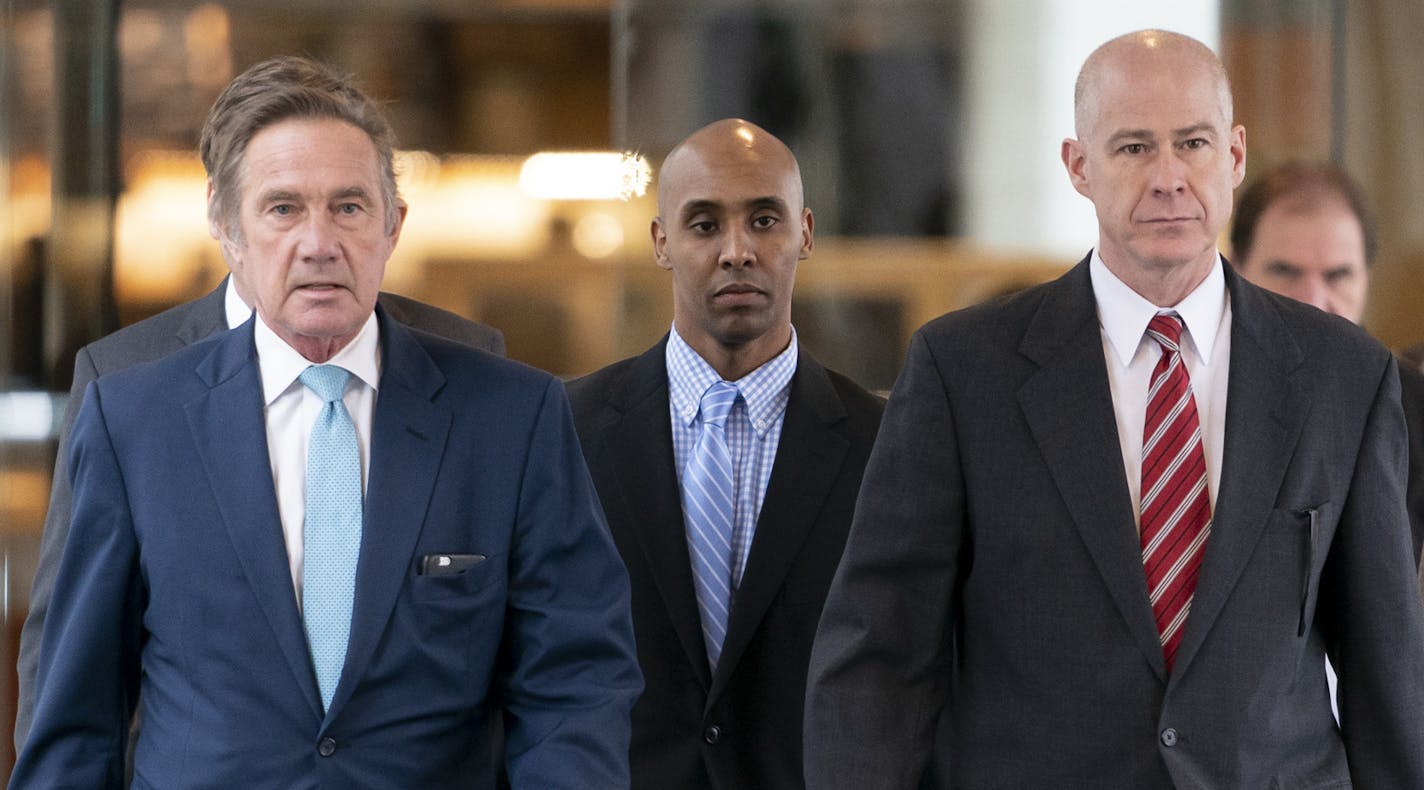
(652, 216), (672, 271)
(206, 181), (224, 241)
(389, 199), (409, 243)
(1229, 124), (1247, 189)
(799, 207), (815, 260)
(1062, 138), (1092, 199)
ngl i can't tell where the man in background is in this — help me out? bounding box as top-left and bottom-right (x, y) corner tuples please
(1230, 161), (1424, 564)
(806, 30), (1424, 787)
(13, 60), (504, 756)
(13, 56), (638, 788)
(566, 118), (882, 789)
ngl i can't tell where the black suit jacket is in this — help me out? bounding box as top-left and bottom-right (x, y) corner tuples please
(13, 279), (504, 750)
(806, 258), (1424, 788)
(567, 339), (882, 790)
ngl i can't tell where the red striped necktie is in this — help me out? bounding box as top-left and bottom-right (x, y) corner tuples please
(1140, 313), (1212, 672)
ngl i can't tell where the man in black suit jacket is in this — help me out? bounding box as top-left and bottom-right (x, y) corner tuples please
(13, 117), (503, 761)
(566, 119), (882, 789)
(1229, 160), (1424, 565)
(806, 30), (1424, 788)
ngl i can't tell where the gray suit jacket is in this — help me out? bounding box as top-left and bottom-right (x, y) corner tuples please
(805, 257), (1424, 788)
(13, 280), (504, 750)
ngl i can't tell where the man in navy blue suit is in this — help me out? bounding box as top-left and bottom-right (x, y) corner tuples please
(13, 57), (640, 789)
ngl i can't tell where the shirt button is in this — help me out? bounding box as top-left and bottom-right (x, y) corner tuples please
(1160, 727), (1178, 747)
(703, 725), (722, 744)
(318, 736), (338, 757)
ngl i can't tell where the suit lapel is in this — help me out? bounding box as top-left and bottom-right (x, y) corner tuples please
(709, 355), (850, 702)
(1169, 268), (1308, 678)
(185, 318), (323, 718)
(596, 342), (716, 689)
(326, 311), (452, 718)
(1017, 260), (1167, 677)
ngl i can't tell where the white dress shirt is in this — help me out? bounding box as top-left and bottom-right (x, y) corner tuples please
(254, 312), (381, 606)
(223, 277), (254, 330)
(1090, 251), (1231, 529)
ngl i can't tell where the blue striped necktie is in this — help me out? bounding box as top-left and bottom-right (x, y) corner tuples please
(683, 380), (739, 670)
(299, 364), (363, 712)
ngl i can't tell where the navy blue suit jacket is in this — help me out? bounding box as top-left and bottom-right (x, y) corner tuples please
(13, 310), (641, 789)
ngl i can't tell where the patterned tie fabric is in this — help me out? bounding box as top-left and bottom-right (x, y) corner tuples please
(299, 364), (363, 712)
(1139, 313), (1212, 672)
(682, 380), (739, 670)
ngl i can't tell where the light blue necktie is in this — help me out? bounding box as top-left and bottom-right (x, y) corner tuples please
(299, 364), (363, 712)
(682, 380), (739, 670)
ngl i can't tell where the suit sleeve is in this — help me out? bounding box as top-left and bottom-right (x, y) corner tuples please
(14, 345), (102, 752)
(498, 377), (642, 789)
(10, 382), (145, 790)
(804, 330), (963, 789)
(1322, 358), (1424, 784)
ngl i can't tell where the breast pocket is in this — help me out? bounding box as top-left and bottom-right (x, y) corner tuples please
(410, 552), (505, 602)
(1265, 502), (1333, 638)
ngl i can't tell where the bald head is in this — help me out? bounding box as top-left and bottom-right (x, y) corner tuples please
(1060, 29), (1246, 307)
(651, 118), (814, 380)
(657, 119), (805, 219)
(1074, 30), (1233, 141)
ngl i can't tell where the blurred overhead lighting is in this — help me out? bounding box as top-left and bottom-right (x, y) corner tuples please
(519, 151), (651, 201)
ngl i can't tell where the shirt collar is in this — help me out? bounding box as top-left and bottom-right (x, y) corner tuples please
(224, 277), (254, 330)
(254, 310), (382, 406)
(1089, 249), (1228, 367)
(666, 325), (798, 438)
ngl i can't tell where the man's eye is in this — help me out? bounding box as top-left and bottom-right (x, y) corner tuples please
(272, 204), (293, 216)
(1121, 143), (1147, 155)
(338, 203), (361, 215)
(690, 221), (716, 233)
(1182, 138), (1208, 150)
(752, 216), (778, 229)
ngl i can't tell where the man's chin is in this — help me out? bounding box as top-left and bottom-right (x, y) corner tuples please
(1128, 239), (1217, 272)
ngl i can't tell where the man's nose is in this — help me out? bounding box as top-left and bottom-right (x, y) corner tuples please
(719, 224), (755, 268)
(1149, 149), (1189, 195)
(297, 213), (340, 262)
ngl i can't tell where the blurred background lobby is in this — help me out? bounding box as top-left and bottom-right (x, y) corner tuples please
(2, 0), (1422, 775)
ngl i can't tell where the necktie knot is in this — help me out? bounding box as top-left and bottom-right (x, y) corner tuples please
(300, 365), (351, 404)
(1146, 313), (1185, 354)
(699, 381), (739, 429)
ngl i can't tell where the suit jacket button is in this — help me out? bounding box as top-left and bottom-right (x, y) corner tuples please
(703, 725), (722, 744)
(318, 736), (338, 757)
(1160, 727), (1178, 747)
